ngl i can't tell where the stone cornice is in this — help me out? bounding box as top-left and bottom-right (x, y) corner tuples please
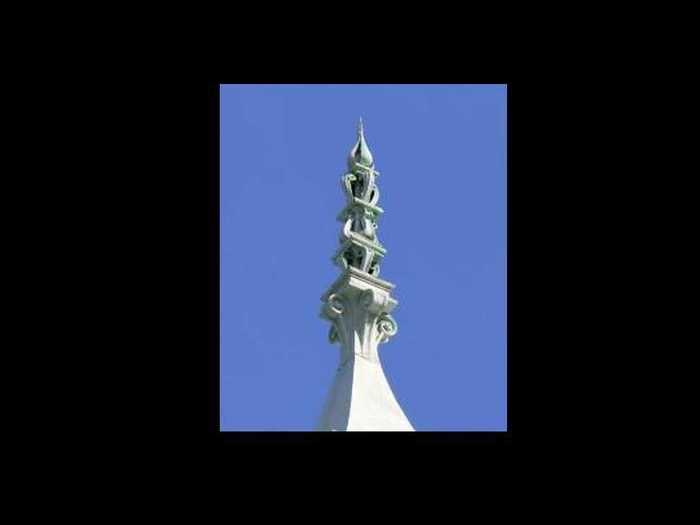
(321, 266), (396, 303)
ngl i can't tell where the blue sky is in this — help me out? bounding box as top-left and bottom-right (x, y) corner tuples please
(220, 84), (507, 431)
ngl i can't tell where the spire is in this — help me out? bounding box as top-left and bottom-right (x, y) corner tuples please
(318, 121), (414, 431)
(347, 117), (374, 170)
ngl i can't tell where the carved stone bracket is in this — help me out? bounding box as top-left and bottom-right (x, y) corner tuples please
(321, 267), (398, 364)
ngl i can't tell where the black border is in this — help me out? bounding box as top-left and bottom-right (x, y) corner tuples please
(213, 82), (513, 444)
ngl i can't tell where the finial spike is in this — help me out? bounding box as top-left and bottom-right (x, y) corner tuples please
(347, 118), (374, 169)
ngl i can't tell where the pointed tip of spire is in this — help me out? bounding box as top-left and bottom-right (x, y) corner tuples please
(348, 117), (374, 170)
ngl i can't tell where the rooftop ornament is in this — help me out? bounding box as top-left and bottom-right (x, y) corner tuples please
(317, 119), (414, 432)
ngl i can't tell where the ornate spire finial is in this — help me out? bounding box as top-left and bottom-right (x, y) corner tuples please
(336, 120), (385, 275)
(318, 121), (413, 431)
(348, 117), (374, 170)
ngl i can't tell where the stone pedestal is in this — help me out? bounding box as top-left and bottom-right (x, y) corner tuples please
(318, 267), (413, 431)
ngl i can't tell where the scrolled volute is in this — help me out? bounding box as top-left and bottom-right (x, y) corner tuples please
(323, 293), (346, 319)
(376, 313), (398, 344)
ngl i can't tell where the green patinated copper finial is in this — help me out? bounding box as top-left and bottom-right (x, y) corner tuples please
(335, 119), (385, 277)
(348, 117), (374, 170)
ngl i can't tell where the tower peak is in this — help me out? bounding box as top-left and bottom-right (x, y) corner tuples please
(348, 117), (374, 170)
(318, 121), (413, 431)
